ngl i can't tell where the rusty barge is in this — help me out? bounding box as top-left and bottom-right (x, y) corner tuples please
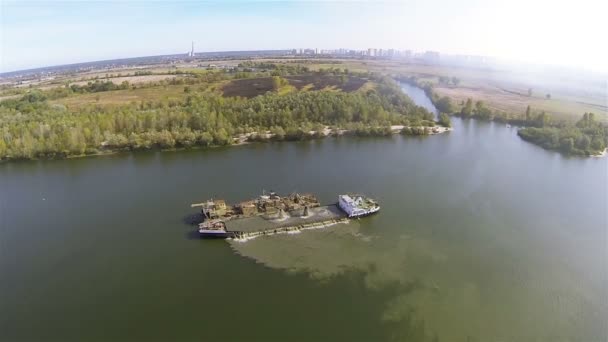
(191, 191), (379, 239)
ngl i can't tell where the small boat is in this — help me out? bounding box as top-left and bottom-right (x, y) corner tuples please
(198, 219), (231, 238)
(337, 194), (380, 218)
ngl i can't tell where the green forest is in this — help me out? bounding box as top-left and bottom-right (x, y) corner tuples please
(518, 113), (607, 156)
(0, 73), (434, 161)
(458, 99), (607, 156)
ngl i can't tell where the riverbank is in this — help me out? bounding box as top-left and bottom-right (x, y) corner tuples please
(396, 79), (608, 158)
(234, 124), (452, 145)
(0, 124), (452, 163)
(591, 148), (607, 158)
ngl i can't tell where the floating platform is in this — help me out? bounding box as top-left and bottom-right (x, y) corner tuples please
(193, 192), (380, 239)
(200, 204), (346, 239)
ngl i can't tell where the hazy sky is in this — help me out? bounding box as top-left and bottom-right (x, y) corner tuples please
(1, 0), (607, 72)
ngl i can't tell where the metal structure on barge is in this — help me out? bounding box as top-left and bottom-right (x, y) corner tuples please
(191, 191), (379, 238)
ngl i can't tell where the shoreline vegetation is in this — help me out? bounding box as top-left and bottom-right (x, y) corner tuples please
(0, 65), (450, 162)
(397, 76), (608, 157)
(2, 59), (605, 161)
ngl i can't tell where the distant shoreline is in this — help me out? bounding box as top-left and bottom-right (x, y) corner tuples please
(0, 125), (452, 163)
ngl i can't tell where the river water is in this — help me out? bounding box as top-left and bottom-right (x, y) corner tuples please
(0, 84), (606, 341)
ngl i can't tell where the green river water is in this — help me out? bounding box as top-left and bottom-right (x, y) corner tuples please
(0, 84), (606, 341)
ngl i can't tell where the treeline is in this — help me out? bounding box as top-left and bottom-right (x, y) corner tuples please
(69, 80), (131, 94)
(518, 113), (607, 156)
(237, 61), (311, 76)
(0, 77), (433, 160)
(456, 100), (551, 126)
(396, 74), (607, 156)
(456, 99), (607, 155)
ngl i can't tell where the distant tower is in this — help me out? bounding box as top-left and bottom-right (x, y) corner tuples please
(190, 41), (195, 57)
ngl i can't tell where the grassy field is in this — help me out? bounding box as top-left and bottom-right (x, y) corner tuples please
(433, 85), (607, 122)
(68, 74), (186, 87)
(51, 74), (368, 108)
(52, 84), (191, 108)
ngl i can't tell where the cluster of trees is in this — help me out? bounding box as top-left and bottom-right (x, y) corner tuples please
(457, 100), (551, 127)
(438, 113), (451, 127)
(237, 61), (312, 76)
(457, 99), (607, 155)
(69, 80), (131, 94)
(0, 76), (434, 160)
(518, 113), (607, 156)
(434, 96), (454, 114)
(438, 76), (460, 86)
(456, 98), (607, 155)
(401, 126), (431, 136)
(271, 76), (290, 91)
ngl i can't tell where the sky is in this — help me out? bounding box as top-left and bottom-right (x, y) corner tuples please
(1, 0), (607, 73)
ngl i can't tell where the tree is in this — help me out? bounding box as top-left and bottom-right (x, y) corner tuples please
(461, 98), (473, 117)
(271, 126), (286, 140)
(537, 111), (550, 127)
(435, 96), (453, 114)
(213, 128), (230, 145)
(271, 76), (288, 91)
(525, 105), (531, 121)
(560, 137), (574, 153)
(545, 93), (551, 100)
(438, 113), (451, 127)
(0, 138), (7, 158)
(576, 135), (591, 150)
(199, 132), (213, 146)
(591, 136), (606, 151)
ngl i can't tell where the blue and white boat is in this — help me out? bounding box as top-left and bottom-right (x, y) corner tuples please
(337, 194), (380, 218)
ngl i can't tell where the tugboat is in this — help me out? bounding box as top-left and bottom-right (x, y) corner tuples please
(198, 219), (231, 238)
(337, 194), (380, 218)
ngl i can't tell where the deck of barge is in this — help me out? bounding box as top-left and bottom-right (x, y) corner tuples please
(224, 204), (346, 234)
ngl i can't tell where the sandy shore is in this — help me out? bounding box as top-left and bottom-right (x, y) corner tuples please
(390, 125), (453, 135)
(591, 148), (607, 158)
(234, 125), (452, 145)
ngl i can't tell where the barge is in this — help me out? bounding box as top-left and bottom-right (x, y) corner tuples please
(191, 191), (379, 239)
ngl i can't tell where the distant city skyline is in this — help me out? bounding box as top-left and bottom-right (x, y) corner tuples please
(1, 0), (607, 73)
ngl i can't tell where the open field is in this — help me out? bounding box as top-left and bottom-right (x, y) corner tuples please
(52, 84), (191, 108)
(68, 74), (186, 86)
(434, 85), (607, 122)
